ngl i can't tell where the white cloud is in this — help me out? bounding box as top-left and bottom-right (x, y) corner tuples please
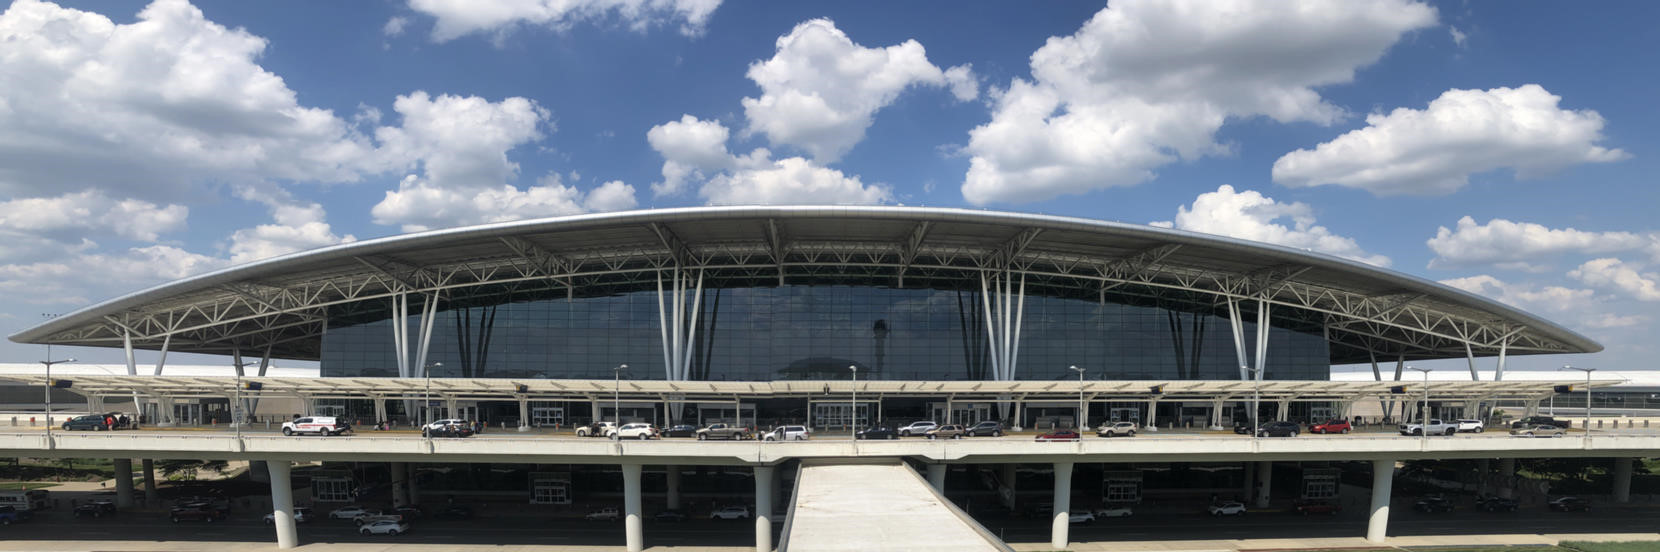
(1569, 258), (1660, 301)
(384, 16), (410, 37)
(0, 0), (380, 200)
(406, 0), (721, 42)
(1449, 25), (1467, 47)
(584, 180), (639, 212)
(647, 116), (890, 205)
(741, 18), (975, 162)
(1438, 274), (1594, 314)
(1426, 216), (1655, 270)
(1582, 312), (1647, 329)
(374, 173), (640, 232)
(647, 115), (734, 196)
(1154, 185), (1389, 266)
(962, 0), (1436, 204)
(0, 190), (187, 244)
(227, 184), (356, 264)
(1273, 85), (1628, 195)
(0, 245), (225, 306)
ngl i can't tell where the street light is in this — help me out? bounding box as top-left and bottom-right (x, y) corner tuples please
(1408, 366), (1431, 448)
(1068, 366), (1087, 430)
(1560, 365), (1595, 440)
(848, 365), (858, 442)
(40, 357), (75, 438)
(613, 364), (628, 440)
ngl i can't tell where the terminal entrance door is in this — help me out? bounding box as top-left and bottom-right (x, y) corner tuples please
(1108, 407), (1141, 424)
(810, 403), (869, 430)
(313, 478), (353, 502)
(173, 403), (202, 425)
(530, 405), (564, 427)
(930, 404), (990, 425)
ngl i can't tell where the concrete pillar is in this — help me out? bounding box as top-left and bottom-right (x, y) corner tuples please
(142, 459), (158, 506)
(926, 464), (947, 492)
(666, 466), (683, 510)
(1477, 459), (1491, 495)
(1209, 399), (1224, 430)
(373, 396), (387, 425)
(249, 460), (270, 483)
(755, 465), (775, 552)
(1051, 461), (1073, 550)
(1254, 461), (1272, 508)
(113, 458), (134, 508)
(1613, 457), (1634, 503)
(391, 462), (409, 507)
(518, 396), (531, 432)
(1145, 399), (1159, 431)
(1367, 459), (1393, 543)
(1242, 461), (1255, 498)
(1498, 458), (1516, 499)
(408, 464), (421, 505)
(1276, 400), (1291, 422)
(1013, 401), (1023, 430)
(268, 460), (298, 549)
(622, 464), (643, 552)
(157, 396), (177, 426)
(1001, 463), (1018, 510)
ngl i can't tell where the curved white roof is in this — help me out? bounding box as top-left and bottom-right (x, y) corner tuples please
(9, 206), (1598, 363)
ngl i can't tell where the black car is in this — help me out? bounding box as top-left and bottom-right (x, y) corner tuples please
(661, 424), (698, 438)
(1511, 416), (1571, 429)
(73, 500), (117, 518)
(856, 426), (899, 440)
(433, 504), (474, 520)
(427, 424), (475, 438)
(1413, 496), (1454, 513)
(170, 504), (227, 523)
(964, 421), (1004, 437)
(654, 509), (687, 522)
(1548, 497), (1590, 512)
(1254, 421), (1301, 437)
(391, 506), (423, 519)
(1475, 495), (1519, 512)
(61, 415), (114, 431)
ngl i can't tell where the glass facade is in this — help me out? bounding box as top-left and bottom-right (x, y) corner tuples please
(320, 285), (1329, 381)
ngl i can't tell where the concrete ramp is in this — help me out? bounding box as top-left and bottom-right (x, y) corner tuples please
(778, 459), (1011, 552)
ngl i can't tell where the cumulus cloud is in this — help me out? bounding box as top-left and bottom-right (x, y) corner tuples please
(584, 180), (639, 211)
(1426, 216), (1654, 270)
(741, 18), (975, 162)
(647, 116), (890, 205)
(1273, 85), (1627, 195)
(0, 245), (225, 306)
(0, 191), (187, 245)
(406, 0), (721, 42)
(1569, 258), (1660, 301)
(227, 184), (356, 264)
(1438, 274), (1594, 314)
(0, 0), (381, 200)
(384, 15), (410, 36)
(961, 0), (1436, 204)
(1153, 185), (1389, 266)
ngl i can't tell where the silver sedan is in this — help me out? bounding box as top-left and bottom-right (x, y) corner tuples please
(1509, 424), (1566, 438)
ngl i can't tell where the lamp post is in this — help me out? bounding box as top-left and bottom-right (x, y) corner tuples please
(40, 357), (75, 438)
(1408, 366), (1431, 448)
(1068, 366), (1086, 430)
(613, 364), (628, 440)
(1561, 365), (1595, 440)
(848, 365), (858, 441)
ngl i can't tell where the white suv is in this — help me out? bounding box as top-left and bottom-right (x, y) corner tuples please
(898, 421), (938, 437)
(422, 418), (469, 437)
(615, 423), (658, 440)
(1456, 419), (1486, 433)
(281, 416), (351, 436)
(710, 505), (750, 520)
(763, 425), (810, 441)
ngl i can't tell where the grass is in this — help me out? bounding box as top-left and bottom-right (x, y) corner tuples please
(1559, 542), (1660, 552)
(1295, 544), (1660, 552)
(0, 481), (60, 490)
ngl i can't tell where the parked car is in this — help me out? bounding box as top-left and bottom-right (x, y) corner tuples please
(1232, 421), (1257, 435)
(1096, 422), (1137, 437)
(433, 505), (474, 520)
(585, 507), (620, 521)
(654, 509), (687, 522)
(763, 425), (809, 441)
(1456, 419), (1486, 433)
(710, 505), (750, 520)
(575, 421), (618, 438)
(1093, 505), (1133, 518)
(695, 423), (752, 441)
(0, 505), (30, 525)
(1511, 416), (1571, 429)
(1293, 500), (1340, 515)
(1256, 421), (1301, 437)
(856, 426), (899, 440)
(263, 507), (313, 524)
(1067, 511), (1096, 524)
(1548, 497), (1590, 512)
(898, 421), (939, 437)
(615, 423), (659, 440)
(1398, 419), (1457, 436)
(425, 423), (474, 438)
(964, 421), (1004, 437)
(391, 506), (423, 519)
(1208, 502), (1247, 516)
(281, 416), (352, 436)
(1413, 496), (1454, 513)
(1475, 495), (1518, 512)
(1309, 419), (1352, 434)
(61, 415), (115, 431)
(1510, 424), (1566, 438)
(169, 505), (227, 523)
(926, 424), (966, 440)
(73, 500), (117, 518)
(359, 519), (409, 535)
(662, 424), (698, 438)
(1035, 429), (1080, 441)
(421, 419), (469, 437)
(355, 513), (403, 526)
(328, 505), (377, 520)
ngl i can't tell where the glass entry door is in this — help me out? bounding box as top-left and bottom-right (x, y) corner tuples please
(811, 403), (869, 430)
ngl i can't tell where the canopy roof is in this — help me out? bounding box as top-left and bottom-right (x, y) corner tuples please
(9, 206), (1599, 364)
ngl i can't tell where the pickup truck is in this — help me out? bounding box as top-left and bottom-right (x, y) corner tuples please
(695, 423), (752, 441)
(1399, 419), (1458, 436)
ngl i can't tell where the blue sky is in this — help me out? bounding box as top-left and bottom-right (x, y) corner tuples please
(0, 0), (1655, 374)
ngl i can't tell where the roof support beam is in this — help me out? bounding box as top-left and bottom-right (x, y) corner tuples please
(896, 221), (931, 288)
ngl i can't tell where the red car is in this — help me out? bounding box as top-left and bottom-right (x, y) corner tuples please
(1035, 430), (1081, 441)
(1309, 419), (1351, 434)
(1294, 500), (1341, 515)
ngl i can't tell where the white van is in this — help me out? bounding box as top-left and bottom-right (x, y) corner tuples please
(0, 490), (48, 511)
(281, 416), (352, 436)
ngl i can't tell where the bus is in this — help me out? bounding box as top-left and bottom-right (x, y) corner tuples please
(0, 489), (50, 511)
